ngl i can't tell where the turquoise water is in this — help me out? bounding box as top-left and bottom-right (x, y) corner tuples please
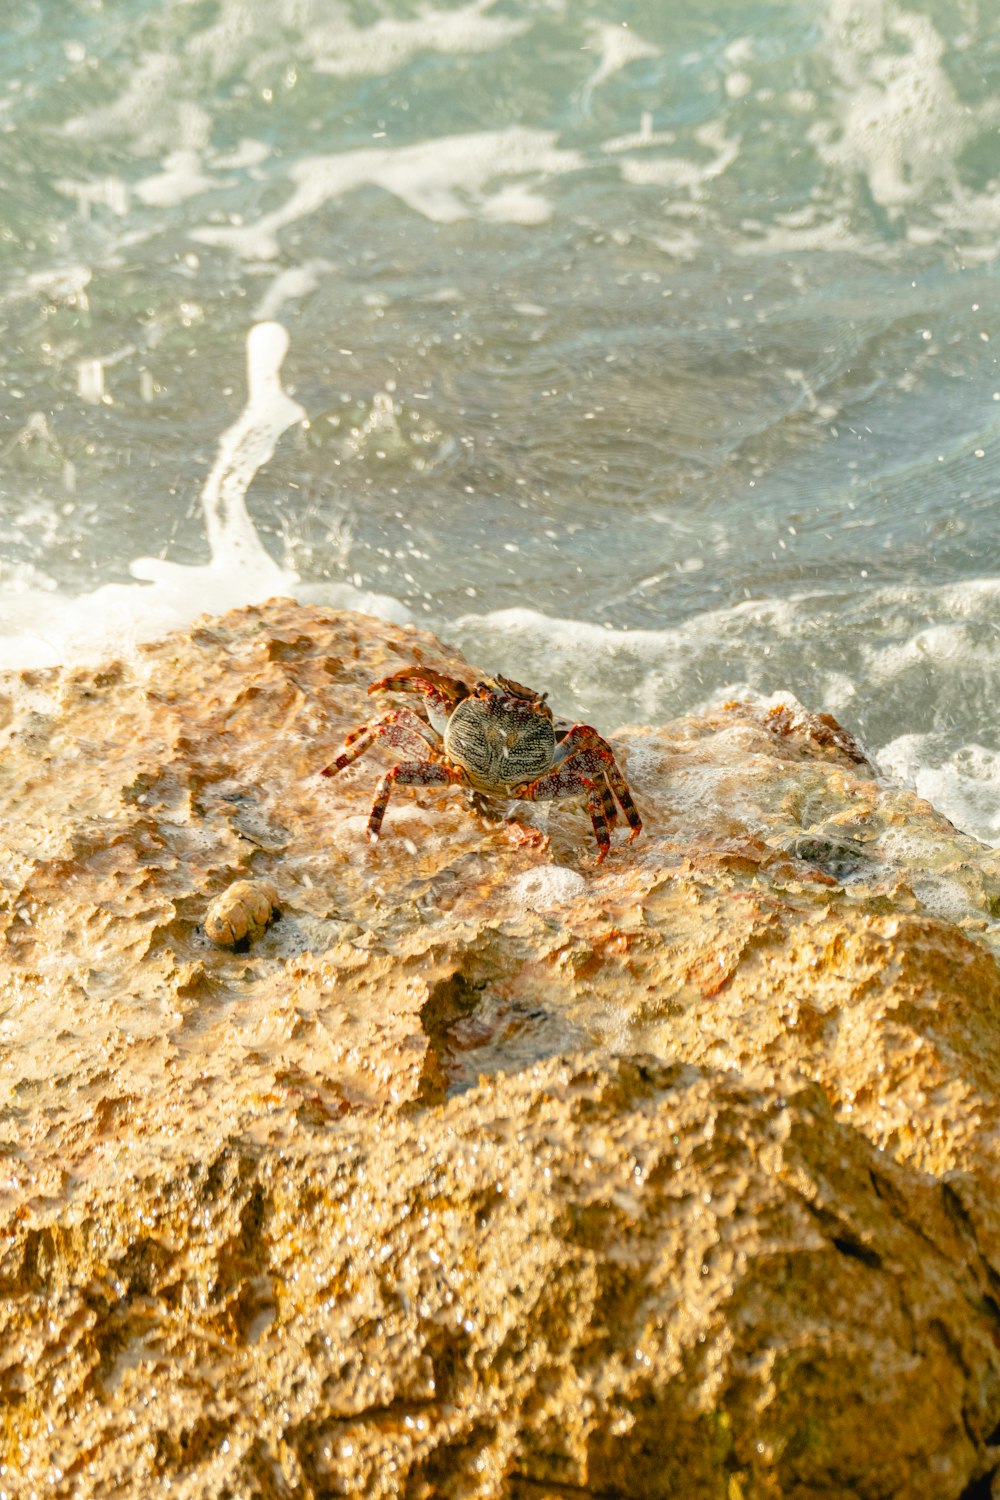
(1, 0), (998, 832)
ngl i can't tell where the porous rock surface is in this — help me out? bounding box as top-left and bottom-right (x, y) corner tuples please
(3, 599), (1000, 1499)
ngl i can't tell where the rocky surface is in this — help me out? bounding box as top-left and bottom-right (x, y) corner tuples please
(3, 598), (1000, 1498)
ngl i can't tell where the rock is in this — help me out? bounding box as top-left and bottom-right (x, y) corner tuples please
(2, 598), (1000, 1498)
(4, 1058), (999, 1500)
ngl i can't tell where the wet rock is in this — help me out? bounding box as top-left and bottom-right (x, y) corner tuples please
(2, 598), (1000, 1498)
(4, 1058), (1000, 1500)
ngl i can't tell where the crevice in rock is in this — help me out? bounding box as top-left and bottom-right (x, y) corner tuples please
(942, 1179), (980, 1242)
(831, 1235), (883, 1270)
(420, 969), (486, 1039)
(799, 1197), (885, 1274)
(415, 969), (488, 1104)
(957, 1467), (997, 1500)
(509, 1474), (630, 1499)
(153, 1413), (233, 1470)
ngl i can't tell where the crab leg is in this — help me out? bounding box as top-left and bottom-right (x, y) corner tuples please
(553, 725), (642, 840)
(367, 759), (466, 841)
(369, 667), (471, 733)
(554, 719), (618, 830)
(320, 710), (440, 778)
(598, 775), (618, 830)
(598, 755), (642, 838)
(515, 766), (614, 862)
(585, 781), (614, 862)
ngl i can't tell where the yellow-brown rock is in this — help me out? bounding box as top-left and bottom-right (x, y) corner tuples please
(3, 598), (1000, 1498)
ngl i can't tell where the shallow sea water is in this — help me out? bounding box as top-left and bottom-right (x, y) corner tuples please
(1, 0), (998, 835)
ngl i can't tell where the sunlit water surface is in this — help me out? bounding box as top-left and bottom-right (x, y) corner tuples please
(1, 0), (998, 835)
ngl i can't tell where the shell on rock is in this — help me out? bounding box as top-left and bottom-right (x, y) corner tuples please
(205, 878), (280, 948)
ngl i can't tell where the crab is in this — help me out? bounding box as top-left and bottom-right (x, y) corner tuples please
(320, 666), (642, 863)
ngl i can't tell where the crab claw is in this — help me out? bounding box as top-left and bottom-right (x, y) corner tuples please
(368, 667), (471, 717)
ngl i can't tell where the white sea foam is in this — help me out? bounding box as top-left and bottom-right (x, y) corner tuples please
(815, 0), (975, 212)
(579, 22), (659, 114)
(63, 49), (213, 154)
(253, 263), (330, 322)
(446, 599), (855, 730)
(0, 323), (302, 670)
(0, 309), (414, 673)
(447, 587), (1000, 846)
(313, 0), (529, 77)
(192, 129), (583, 260)
(61, 0), (530, 153)
(133, 150), (224, 209)
(808, 0), (1000, 258)
(504, 866), (588, 914)
(878, 736), (1000, 844)
(614, 120), (740, 192)
(295, 582), (412, 627)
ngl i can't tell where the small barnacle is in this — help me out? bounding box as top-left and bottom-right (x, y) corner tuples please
(205, 879), (281, 952)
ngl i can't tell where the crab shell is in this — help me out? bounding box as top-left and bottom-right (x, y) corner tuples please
(443, 685), (558, 794)
(205, 879), (280, 947)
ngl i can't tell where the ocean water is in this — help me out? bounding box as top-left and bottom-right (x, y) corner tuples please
(1, 0), (998, 835)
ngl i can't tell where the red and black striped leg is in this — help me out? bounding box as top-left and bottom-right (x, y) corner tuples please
(600, 757), (642, 842)
(367, 760), (464, 841)
(585, 780), (613, 862)
(516, 765), (612, 861)
(320, 710), (439, 778)
(599, 775), (618, 830)
(552, 725), (642, 842)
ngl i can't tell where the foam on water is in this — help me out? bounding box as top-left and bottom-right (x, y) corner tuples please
(0, 308), (415, 673)
(579, 21), (659, 115)
(312, 0), (530, 78)
(3, 0), (999, 853)
(0, 323), (302, 670)
(252, 264), (328, 323)
(132, 150), (222, 209)
(742, 0), (1000, 259)
(815, 0), (996, 213)
(55, 0), (533, 179)
(192, 128), (584, 260)
(447, 600), (858, 729)
(37, 0), (997, 268)
(447, 590), (1000, 846)
(878, 737), (1000, 845)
